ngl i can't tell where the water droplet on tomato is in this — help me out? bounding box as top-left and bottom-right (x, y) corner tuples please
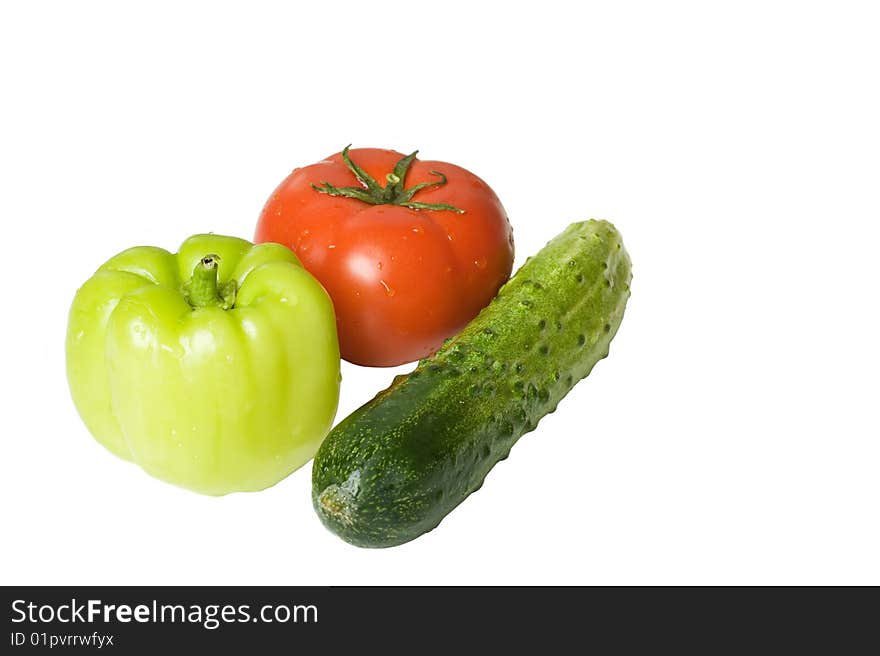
(377, 261), (383, 270)
(412, 226), (423, 234)
(327, 244), (336, 249)
(474, 258), (487, 269)
(379, 280), (395, 296)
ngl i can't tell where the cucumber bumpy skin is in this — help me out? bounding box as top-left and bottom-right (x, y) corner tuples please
(312, 220), (632, 547)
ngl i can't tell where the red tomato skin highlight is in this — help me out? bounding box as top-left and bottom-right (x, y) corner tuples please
(255, 148), (514, 367)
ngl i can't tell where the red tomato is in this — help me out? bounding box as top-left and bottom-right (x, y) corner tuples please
(255, 146), (514, 366)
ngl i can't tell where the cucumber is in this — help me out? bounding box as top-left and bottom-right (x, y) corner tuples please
(312, 220), (632, 547)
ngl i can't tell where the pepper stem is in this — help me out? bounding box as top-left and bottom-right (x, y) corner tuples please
(186, 255), (236, 309)
(311, 145), (465, 214)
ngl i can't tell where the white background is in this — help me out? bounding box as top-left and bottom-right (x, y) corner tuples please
(1, 1), (877, 585)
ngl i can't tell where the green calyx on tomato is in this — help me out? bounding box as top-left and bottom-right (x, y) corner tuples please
(66, 234), (341, 495)
(311, 145), (465, 214)
(255, 146), (515, 367)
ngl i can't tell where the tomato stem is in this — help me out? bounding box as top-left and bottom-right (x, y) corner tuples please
(311, 145), (465, 213)
(186, 255), (236, 310)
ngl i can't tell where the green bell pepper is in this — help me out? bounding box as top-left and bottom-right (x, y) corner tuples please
(66, 234), (340, 495)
